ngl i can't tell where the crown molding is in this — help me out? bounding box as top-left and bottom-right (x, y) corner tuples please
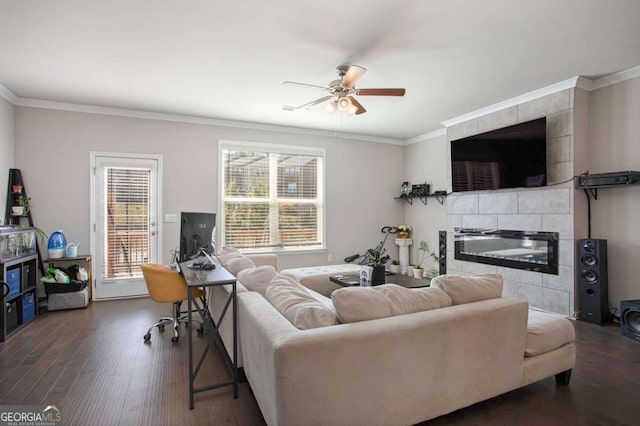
(0, 83), (17, 104)
(438, 65), (640, 130)
(405, 128), (446, 145)
(5, 63), (639, 145)
(13, 97), (402, 145)
(441, 76), (580, 128)
(588, 64), (640, 91)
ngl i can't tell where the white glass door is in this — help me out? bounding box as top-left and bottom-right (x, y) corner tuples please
(91, 153), (162, 299)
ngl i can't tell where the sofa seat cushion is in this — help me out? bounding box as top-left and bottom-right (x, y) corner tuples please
(526, 307), (575, 356)
(237, 265), (278, 295)
(331, 284), (452, 323)
(430, 274), (503, 305)
(265, 274), (338, 330)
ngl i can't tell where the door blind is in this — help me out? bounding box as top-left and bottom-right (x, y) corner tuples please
(103, 167), (151, 278)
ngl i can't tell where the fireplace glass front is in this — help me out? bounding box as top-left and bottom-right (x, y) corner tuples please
(454, 228), (559, 275)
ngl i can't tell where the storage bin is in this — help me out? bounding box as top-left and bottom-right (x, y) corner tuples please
(44, 281), (87, 295)
(6, 268), (20, 299)
(6, 300), (18, 332)
(22, 292), (35, 322)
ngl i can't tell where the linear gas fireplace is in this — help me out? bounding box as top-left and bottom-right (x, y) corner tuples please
(454, 228), (559, 275)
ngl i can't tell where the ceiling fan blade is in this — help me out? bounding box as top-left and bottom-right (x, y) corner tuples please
(282, 95), (333, 111)
(348, 96), (367, 115)
(341, 65), (367, 88)
(282, 81), (329, 91)
(356, 88), (406, 96)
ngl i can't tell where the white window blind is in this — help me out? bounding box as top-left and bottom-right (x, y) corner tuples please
(103, 167), (151, 278)
(220, 143), (324, 251)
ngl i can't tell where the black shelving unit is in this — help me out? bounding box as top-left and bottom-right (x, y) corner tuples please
(1, 253), (38, 341)
(4, 168), (45, 275)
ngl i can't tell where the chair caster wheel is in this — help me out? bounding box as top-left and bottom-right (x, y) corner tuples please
(159, 325), (165, 332)
(144, 333), (151, 342)
(171, 336), (179, 343)
(197, 324), (205, 335)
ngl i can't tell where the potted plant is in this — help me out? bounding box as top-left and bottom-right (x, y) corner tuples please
(388, 259), (401, 274)
(11, 195), (30, 216)
(365, 248), (389, 285)
(397, 224), (411, 238)
(412, 240), (439, 279)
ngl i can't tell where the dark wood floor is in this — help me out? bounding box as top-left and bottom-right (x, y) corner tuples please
(2, 298), (640, 426)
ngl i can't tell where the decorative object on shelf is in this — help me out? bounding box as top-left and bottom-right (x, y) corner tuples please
(65, 242), (79, 258)
(400, 181), (411, 197)
(397, 224), (411, 238)
(413, 240), (439, 279)
(411, 183), (430, 197)
(11, 185), (22, 193)
(12, 195), (30, 216)
(47, 230), (67, 259)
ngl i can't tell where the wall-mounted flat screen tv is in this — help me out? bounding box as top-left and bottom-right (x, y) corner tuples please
(179, 212), (216, 262)
(450, 117), (547, 192)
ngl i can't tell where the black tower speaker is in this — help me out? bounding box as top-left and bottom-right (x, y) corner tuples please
(621, 300), (640, 342)
(438, 231), (447, 276)
(577, 239), (609, 324)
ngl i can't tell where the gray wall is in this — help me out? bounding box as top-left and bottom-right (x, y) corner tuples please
(13, 107), (404, 270)
(0, 97), (14, 221)
(587, 76), (640, 308)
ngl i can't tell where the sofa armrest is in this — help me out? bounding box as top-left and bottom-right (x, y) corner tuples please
(247, 253), (278, 270)
(238, 292), (529, 426)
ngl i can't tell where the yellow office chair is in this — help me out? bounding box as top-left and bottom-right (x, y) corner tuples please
(141, 263), (206, 343)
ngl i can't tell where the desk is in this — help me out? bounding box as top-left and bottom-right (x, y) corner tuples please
(180, 259), (238, 409)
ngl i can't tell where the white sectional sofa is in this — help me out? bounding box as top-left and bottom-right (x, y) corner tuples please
(208, 253), (575, 425)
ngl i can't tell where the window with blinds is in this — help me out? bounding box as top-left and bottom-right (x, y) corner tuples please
(103, 167), (151, 278)
(220, 143), (324, 251)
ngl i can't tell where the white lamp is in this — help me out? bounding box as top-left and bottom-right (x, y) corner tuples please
(337, 96), (352, 111)
(326, 100), (338, 113)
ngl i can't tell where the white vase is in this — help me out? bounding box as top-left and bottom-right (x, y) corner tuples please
(11, 206), (24, 216)
(412, 268), (425, 279)
(389, 264), (400, 274)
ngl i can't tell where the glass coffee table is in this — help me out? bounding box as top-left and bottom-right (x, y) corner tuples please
(330, 272), (430, 288)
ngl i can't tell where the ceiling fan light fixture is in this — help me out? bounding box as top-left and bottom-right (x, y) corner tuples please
(326, 100), (338, 113)
(337, 96), (352, 111)
(347, 105), (358, 115)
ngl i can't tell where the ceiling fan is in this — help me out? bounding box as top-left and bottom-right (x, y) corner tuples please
(282, 65), (406, 115)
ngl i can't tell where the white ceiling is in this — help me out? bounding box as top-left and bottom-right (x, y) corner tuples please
(1, 0), (639, 142)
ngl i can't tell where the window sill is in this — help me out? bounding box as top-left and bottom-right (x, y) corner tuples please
(239, 247), (327, 256)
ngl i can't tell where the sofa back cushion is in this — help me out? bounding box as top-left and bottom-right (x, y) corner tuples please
(430, 274), (503, 305)
(265, 274), (338, 330)
(237, 265), (278, 295)
(217, 246), (243, 266)
(226, 256), (256, 276)
(331, 284), (452, 323)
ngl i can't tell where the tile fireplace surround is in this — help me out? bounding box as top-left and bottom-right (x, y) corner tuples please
(445, 88), (585, 316)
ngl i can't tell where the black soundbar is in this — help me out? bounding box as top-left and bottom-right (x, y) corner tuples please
(577, 171), (640, 189)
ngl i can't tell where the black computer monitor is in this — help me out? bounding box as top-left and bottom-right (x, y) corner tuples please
(179, 212), (216, 262)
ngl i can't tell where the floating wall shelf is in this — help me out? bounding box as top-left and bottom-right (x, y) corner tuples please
(394, 193), (447, 206)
